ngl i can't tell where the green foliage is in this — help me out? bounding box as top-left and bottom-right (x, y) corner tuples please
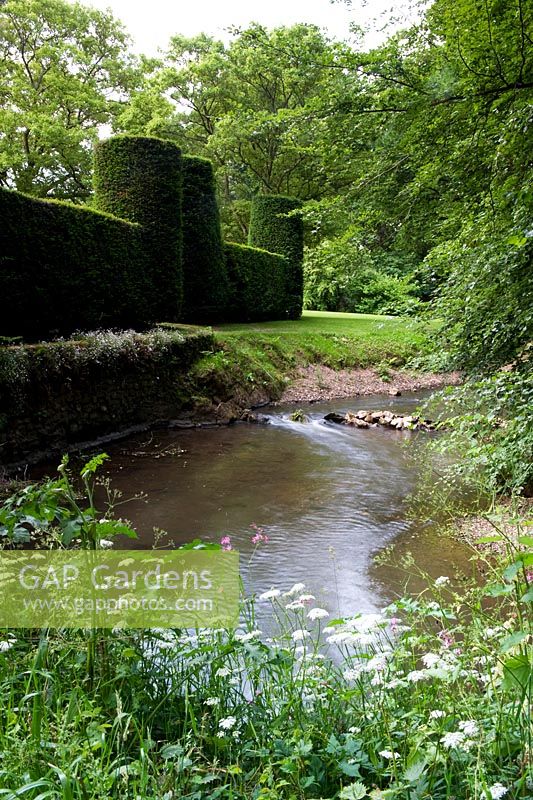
(181, 156), (229, 322)
(93, 135), (184, 321)
(0, 0), (140, 201)
(430, 227), (533, 374)
(119, 25), (355, 221)
(304, 233), (421, 315)
(248, 195), (304, 319)
(0, 187), (151, 339)
(425, 370), (533, 496)
(0, 453), (137, 548)
(0, 495), (531, 797)
(223, 242), (289, 322)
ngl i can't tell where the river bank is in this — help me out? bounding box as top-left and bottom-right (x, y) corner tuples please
(1, 312), (453, 470)
(278, 363), (461, 403)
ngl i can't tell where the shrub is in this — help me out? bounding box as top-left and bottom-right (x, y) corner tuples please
(181, 156), (229, 322)
(248, 195), (304, 319)
(223, 242), (288, 321)
(424, 369), (533, 496)
(304, 234), (421, 315)
(93, 135), (183, 321)
(0, 188), (150, 339)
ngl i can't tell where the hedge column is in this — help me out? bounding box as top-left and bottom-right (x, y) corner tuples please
(93, 136), (183, 322)
(181, 156), (228, 322)
(248, 195), (304, 319)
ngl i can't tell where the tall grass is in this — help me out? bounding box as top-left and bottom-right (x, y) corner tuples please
(0, 463), (531, 799)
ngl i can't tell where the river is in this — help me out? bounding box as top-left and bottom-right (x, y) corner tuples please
(99, 391), (472, 618)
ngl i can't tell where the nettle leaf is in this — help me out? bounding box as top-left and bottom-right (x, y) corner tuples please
(502, 654), (533, 692)
(403, 759), (426, 782)
(485, 582), (514, 597)
(500, 631), (528, 653)
(340, 781), (368, 800)
(503, 560), (524, 582)
(97, 520), (138, 540)
(339, 761), (362, 777)
(518, 536), (533, 546)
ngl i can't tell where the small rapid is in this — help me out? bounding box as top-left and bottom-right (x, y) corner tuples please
(99, 391), (470, 619)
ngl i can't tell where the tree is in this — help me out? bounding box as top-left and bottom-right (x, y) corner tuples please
(0, 0), (140, 200)
(116, 25), (356, 239)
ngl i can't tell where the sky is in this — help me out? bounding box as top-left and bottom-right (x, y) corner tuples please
(73, 0), (412, 54)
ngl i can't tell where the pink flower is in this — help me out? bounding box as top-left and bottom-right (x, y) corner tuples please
(438, 630), (454, 648)
(220, 535), (232, 551)
(525, 569), (533, 584)
(250, 524), (269, 545)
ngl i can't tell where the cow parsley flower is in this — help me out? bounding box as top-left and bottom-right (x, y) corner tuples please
(308, 607), (329, 621)
(284, 582), (305, 597)
(430, 709), (446, 719)
(422, 652), (442, 668)
(379, 750), (400, 759)
(485, 783), (508, 799)
(441, 731), (466, 749)
(458, 719), (479, 736)
(435, 576), (450, 586)
(215, 666), (230, 677)
(406, 670), (428, 683)
(218, 716), (237, 730)
(292, 629), (311, 642)
(259, 588), (281, 601)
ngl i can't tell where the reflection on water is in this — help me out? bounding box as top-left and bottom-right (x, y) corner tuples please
(97, 391), (472, 618)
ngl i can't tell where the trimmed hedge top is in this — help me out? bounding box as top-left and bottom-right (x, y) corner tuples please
(181, 156), (229, 322)
(1, 137), (305, 338)
(0, 187), (150, 339)
(94, 135), (184, 321)
(248, 195), (304, 319)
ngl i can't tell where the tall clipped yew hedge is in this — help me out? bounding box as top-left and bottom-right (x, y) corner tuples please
(248, 195), (304, 319)
(182, 156), (229, 322)
(224, 243), (288, 322)
(94, 136), (183, 321)
(0, 188), (150, 339)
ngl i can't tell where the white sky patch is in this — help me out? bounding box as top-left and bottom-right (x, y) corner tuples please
(69, 0), (416, 55)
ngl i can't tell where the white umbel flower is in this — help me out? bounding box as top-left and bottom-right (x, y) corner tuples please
(308, 608), (329, 621)
(259, 588), (281, 601)
(485, 783), (508, 799)
(218, 716), (237, 730)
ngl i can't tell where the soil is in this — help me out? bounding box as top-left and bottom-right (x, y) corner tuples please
(278, 365), (463, 404)
(455, 498), (533, 556)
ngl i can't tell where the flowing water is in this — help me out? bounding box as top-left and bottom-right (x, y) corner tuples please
(98, 391), (472, 619)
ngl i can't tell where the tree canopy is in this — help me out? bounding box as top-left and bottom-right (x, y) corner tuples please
(0, 0), (140, 200)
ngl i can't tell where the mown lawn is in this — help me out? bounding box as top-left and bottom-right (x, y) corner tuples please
(214, 310), (431, 370)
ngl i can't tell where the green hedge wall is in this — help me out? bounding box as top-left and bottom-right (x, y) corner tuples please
(93, 136), (183, 321)
(0, 188), (151, 340)
(182, 156), (229, 322)
(248, 195), (304, 319)
(224, 243), (288, 322)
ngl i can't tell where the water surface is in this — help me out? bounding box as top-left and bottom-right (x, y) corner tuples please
(101, 391), (472, 617)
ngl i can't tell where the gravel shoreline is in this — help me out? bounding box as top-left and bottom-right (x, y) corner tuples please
(278, 364), (462, 403)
